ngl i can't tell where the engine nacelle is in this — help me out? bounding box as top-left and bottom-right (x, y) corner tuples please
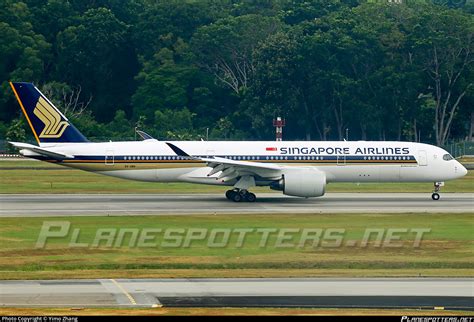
(271, 168), (326, 197)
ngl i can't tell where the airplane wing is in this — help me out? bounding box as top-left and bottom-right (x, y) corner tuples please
(9, 142), (74, 159)
(166, 142), (282, 182)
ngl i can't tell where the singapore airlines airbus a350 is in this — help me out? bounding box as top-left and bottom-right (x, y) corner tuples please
(9, 82), (467, 202)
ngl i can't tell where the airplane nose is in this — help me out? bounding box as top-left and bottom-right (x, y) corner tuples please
(455, 162), (468, 177)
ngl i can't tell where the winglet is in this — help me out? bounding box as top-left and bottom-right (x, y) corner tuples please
(136, 130), (156, 141)
(166, 142), (191, 157)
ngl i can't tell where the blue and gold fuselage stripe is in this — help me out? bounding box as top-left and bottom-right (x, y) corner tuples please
(33, 155), (418, 164)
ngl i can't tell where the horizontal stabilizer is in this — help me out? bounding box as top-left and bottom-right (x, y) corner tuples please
(9, 142), (74, 159)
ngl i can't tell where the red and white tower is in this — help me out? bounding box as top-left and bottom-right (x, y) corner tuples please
(273, 117), (285, 141)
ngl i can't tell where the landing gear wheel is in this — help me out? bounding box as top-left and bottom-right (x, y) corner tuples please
(225, 189), (256, 202)
(245, 192), (256, 202)
(231, 192), (242, 202)
(432, 182), (443, 201)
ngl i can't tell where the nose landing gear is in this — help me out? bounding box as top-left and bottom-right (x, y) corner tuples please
(431, 182), (444, 200)
(225, 189), (256, 202)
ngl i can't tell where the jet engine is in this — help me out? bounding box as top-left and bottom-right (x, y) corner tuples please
(270, 168), (326, 197)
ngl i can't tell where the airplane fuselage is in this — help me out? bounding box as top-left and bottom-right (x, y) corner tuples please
(11, 81), (468, 201)
(26, 140), (467, 186)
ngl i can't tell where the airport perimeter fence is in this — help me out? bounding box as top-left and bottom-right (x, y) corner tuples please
(443, 141), (474, 158)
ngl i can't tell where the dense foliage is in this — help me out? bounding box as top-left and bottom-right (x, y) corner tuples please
(1, 0), (473, 145)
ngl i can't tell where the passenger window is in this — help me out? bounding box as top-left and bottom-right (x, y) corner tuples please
(443, 154), (454, 161)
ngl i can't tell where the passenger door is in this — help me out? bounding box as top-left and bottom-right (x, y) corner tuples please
(337, 155), (346, 166)
(418, 150), (428, 166)
(105, 150), (114, 165)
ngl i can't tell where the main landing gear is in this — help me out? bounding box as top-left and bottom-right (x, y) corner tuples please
(225, 189), (256, 202)
(432, 182), (444, 200)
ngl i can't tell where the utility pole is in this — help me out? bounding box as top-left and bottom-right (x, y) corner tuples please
(273, 117), (285, 141)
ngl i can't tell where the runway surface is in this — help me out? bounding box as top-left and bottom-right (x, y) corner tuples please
(0, 193), (473, 216)
(1, 278), (472, 309)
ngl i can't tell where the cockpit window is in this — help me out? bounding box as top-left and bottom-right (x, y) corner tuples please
(443, 154), (454, 161)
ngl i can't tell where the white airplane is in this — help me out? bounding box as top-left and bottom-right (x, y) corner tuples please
(9, 82), (467, 202)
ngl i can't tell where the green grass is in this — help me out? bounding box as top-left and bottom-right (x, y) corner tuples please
(0, 160), (472, 193)
(0, 213), (472, 279)
(1, 160), (471, 279)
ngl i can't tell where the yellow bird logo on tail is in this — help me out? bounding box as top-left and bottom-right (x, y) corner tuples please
(33, 97), (69, 138)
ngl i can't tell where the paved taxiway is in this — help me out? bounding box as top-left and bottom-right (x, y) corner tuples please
(0, 193), (472, 216)
(0, 278), (472, 309)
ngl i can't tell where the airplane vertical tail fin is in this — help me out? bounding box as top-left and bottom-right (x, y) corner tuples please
(9, 82), (88, 145)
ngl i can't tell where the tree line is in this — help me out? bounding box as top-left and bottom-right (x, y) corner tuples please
(1, 0), (473, 146)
